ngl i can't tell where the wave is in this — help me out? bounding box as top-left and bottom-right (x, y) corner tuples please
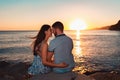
(0, 46), (32, 54)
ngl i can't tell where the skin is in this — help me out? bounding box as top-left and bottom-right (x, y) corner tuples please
(38, 28), (68, 68)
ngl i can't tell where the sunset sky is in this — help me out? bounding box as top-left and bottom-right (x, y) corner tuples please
(0, 0), (120, 30)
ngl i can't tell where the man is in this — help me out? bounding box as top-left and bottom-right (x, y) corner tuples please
(48, 21), (75, 73)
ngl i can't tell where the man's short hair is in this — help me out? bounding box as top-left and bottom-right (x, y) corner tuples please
(52, 21), (64, 32)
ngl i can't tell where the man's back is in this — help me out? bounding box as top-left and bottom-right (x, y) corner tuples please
(48, 34), (75, 73)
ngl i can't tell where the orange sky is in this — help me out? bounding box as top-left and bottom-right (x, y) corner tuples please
(0, 0), (120, 30)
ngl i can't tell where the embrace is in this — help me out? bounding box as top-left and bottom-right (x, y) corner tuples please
(25, 21), (75, 78)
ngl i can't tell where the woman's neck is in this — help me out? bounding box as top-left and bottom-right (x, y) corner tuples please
(44, 36), (49, 42)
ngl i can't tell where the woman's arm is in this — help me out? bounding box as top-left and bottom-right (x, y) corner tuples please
(47, 52), (54, 62)
(39, 43), (68, 68)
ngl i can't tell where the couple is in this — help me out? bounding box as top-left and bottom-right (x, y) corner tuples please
(27, 21), (75, 78)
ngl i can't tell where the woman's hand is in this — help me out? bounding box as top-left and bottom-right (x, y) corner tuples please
(58, 62), (68, 68)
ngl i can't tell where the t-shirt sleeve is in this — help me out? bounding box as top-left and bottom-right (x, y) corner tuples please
(48, 40), (55, 52)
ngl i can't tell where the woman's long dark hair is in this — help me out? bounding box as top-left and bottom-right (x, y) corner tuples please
(33, 24), (50, 55)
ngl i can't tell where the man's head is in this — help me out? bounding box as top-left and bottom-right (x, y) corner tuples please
(52, 21), (64, 36)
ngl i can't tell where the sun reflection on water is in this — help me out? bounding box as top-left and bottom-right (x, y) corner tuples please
(76, 30), (80, 39)
(75, 30), (82, 56)
(73, 30), (83, 62)
(73, 30), (86, 73)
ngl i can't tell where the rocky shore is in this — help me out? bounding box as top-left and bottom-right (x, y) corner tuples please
(109, 20), (120, 31)
(0, 60), (120, 80)
(0, 61), (30, 80)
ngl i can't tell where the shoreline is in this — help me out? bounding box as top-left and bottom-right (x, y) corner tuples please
(0, 60), (120, 80)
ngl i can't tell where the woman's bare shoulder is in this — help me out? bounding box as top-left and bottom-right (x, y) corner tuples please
(41, 41), (48, 47)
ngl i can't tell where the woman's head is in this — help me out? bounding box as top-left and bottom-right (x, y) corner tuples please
(37, 24), (52, 39)
(33, 24), (51, 55)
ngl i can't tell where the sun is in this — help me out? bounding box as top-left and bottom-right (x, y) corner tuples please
(70, 19), (87, 30)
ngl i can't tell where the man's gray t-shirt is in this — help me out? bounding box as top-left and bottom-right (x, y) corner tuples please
(48, 34), (75, 72)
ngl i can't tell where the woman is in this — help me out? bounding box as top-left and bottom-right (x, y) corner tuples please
(25, 24), (67, 79)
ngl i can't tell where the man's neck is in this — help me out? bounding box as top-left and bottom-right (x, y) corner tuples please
(56, 32), (65, 37)
(57, 32), (64, 35)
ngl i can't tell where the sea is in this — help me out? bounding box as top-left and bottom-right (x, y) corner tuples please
(0, 30), (120, 73)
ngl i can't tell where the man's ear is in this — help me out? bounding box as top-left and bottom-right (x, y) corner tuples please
(56, 28), (59, 32)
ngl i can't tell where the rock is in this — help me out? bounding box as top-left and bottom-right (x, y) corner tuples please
(109, 20), (120, 31)
(30, 72), (95, 80)
(7, 62), (29, 74)
(0, 61), (10, 68)
(6, 62), (30, 80)
(0, 61), (30, 80)
(75, 73), (95, 80)
(89, 72), (120, 80)
(4, 75), (15, 80)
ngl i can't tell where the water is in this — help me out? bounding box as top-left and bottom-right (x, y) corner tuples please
(0, 30), (120, 73)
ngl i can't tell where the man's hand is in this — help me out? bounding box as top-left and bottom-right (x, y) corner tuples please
(58, 62), (68, 68)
